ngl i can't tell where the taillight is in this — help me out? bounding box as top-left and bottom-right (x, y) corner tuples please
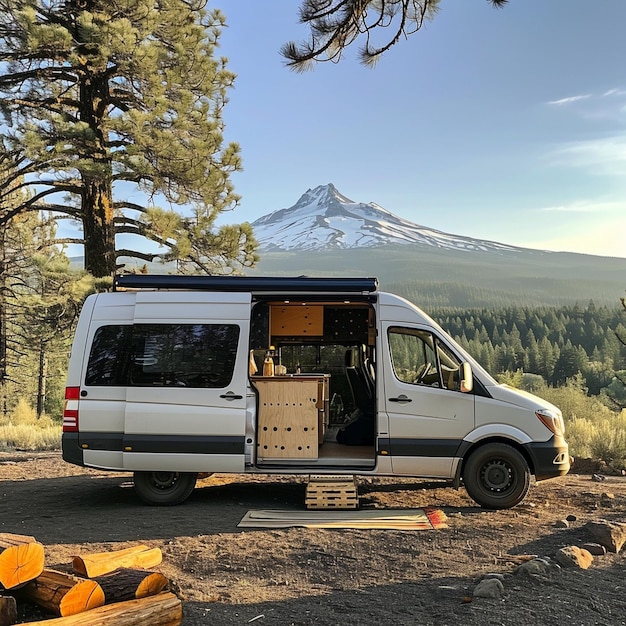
(63, 387), (80, 432)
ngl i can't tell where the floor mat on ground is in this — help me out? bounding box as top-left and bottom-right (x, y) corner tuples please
(237, 508), (448, 530)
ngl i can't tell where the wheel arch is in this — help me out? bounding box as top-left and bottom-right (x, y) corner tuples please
(453, 435), (536, 489)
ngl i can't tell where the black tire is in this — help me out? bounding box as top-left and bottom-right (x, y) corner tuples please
(133, 471), (197, 506)
(462, 443), (531, 509)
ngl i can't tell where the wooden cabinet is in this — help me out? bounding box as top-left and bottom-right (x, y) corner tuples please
(253, 375), (329, 461)
(270, 305), (324, 336)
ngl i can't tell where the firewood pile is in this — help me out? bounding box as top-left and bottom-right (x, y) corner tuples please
(0, 533), (182, 626)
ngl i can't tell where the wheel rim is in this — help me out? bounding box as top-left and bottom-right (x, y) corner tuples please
(150, 472), (179, 490)
(480, 459), (514, 493)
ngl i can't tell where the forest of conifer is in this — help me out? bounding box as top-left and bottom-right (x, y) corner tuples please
(431, 302), (626, 403)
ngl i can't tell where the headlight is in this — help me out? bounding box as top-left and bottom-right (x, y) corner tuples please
(536, 408), (564, 436)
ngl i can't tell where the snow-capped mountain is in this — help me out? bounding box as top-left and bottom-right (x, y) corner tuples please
(251, 184), (523, 253)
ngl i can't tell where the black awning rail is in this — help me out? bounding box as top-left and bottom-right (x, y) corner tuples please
(113, 274), (379, 294)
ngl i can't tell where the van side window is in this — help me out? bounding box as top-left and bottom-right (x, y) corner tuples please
(85, 325), (132, 386)
(85, 324), (240, 388)
(388, 327), (462, 390)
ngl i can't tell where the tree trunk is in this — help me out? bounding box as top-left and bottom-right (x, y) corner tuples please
(81, 175), (116, 278)
(79, 67), (116, 278)
(23, 592), (182, 626)
(72, 545), (162, 578)
(36, 342), (46, 417)
(18, 569), (104, 617)
(0, 595), (17, 626)
(0, 534), (45, 591)
(95, 568), (168, 603)
(0, 227), (8, 418)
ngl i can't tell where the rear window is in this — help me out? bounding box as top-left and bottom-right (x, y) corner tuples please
(85, 324), (240, 388)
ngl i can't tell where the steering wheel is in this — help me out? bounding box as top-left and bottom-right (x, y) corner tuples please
(413, 362), (431, 384)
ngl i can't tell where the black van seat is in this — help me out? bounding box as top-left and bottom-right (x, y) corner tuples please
(359, 344), (376, 396)
(340, 348), (375, 445)
(344, 348), (373, 414)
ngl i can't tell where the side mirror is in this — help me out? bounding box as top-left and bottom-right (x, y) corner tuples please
(460, 362), (473, 393)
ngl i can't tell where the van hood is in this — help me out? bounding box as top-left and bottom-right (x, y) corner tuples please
(487, 384), (561, 414)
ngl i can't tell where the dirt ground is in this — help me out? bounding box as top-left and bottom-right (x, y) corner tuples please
(1, 452), (626, 625)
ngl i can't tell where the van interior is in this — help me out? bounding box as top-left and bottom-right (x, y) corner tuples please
(249, 299), (377, 470)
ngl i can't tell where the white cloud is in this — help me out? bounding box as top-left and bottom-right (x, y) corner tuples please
(538, 200), (626, 213)
(547, 135), (626, 175)
(547, 89), (626, 105)
(603, 88), (626, 97)
(547, 94), (591, 106)
(545, 89), (626, 124)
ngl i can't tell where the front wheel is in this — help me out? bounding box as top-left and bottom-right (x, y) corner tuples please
(462, 443), (531, 509)
(133, 471), (197, 506)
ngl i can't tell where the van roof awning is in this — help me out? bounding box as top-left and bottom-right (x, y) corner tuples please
(113, 275), (379, 294)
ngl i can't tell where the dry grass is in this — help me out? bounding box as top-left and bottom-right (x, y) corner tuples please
(0, 398), (61, 451)
(566, 411), (626, 464)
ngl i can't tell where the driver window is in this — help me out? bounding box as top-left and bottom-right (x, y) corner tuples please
(388, 328), (439, 387)
(388, 327), (462, 390)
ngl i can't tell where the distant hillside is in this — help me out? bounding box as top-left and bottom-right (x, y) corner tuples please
(71, 247), (625, 308)
(248, 246), (626, 309)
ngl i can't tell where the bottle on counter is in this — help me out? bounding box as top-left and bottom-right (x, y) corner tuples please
(263, 346), (275, 376)
(249, 350), (258, 376)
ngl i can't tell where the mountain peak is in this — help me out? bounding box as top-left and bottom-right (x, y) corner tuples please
(292, 183), (349, 215)
(251, 183), (523, 254)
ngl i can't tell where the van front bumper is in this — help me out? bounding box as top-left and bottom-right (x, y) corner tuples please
(524, 435), (570, 481)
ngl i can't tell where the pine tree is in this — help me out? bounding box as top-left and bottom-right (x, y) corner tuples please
(0, 0), (257, 277)
(1, 211), (92, 416)
(553, 345), (587, 386)
(525, 329), (540, 374)
(0, 153), (32, 414)
(282, 0), (508, 69)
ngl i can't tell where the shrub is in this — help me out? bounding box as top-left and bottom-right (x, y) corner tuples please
(538, 378), (626, 463)
(0, 423), (61, 451)
(0, 399), (61, 451)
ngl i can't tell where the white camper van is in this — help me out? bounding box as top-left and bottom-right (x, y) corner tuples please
(62, 275), (570, 508)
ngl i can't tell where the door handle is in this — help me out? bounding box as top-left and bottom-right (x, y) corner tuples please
(388, 395), (412, 403)
(220, 392), (243, 400)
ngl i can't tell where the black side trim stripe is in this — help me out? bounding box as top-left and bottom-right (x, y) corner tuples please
(378, 438), (463, 457)
(126, 434), (245, 455)
(80, 431), (124, 451)
(75, 432), (245, 455)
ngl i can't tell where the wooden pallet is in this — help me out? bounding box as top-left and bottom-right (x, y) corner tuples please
(305, 475), (358, 510)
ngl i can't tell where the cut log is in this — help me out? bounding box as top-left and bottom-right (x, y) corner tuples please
(0, 534), (45, 590)
(0, 534), (36, 546)
(24, 591), (182, 626)
(18, 569), (105, 617)
(0, 595), (17, 626)
(95, 568), (168, 603)
(72, 545), (162, 578)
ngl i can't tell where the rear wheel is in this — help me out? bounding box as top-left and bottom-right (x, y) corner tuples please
(133, 471), (197, 506)
(462, 443), (530, 509)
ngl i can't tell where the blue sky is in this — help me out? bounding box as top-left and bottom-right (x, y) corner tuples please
(214, 0), (626, 259)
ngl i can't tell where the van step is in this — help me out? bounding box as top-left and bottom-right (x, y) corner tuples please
(305, 475), (358, 510)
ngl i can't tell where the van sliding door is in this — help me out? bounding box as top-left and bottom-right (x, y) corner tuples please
(122, 291), (250, 473)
